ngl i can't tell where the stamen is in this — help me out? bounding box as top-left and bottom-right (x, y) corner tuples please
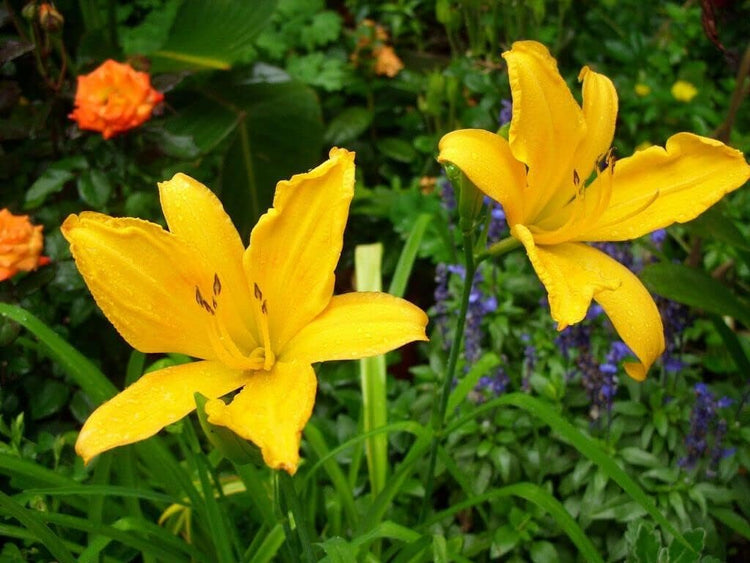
(213, 274), (222, 296)
(252, 282), (275, 371)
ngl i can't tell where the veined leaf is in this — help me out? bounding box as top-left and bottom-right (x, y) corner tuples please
(150, 0), (277, 72)
(640, 262), (750, 327)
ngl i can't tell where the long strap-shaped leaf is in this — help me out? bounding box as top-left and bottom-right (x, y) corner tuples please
(0, 490), (77, 563)
(0, 303), (117, 404)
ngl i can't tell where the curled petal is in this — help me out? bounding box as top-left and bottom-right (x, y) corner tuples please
(503, 41), (585, 220)
(282, 292), (429, 364)
(437, 129), (526, 224)
(76, 361), (248, 463)
(573, 66), (618, 183)
(582, 133), (750, 242)
(205, 361), (316, 474)
(513, 224), (619, 328)
(514, 224), (664, 380)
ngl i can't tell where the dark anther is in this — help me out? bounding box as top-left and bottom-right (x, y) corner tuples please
(597, 147), (616, 173)
(195, 286), (204, 307)
(213, 274), (222, 296)
(573, 169), (580, 186)
(212, 298), (218, 309)
(261, 300), (268, 315)
(202, 300), (215, 315)
(254, 283), (262, 300)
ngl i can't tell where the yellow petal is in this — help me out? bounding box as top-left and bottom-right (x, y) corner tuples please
(502, 41), (585, 221)
(282, 292), (429, 363)
(437, 129), (527, 225)
(593, 263), (665, 382)
(582, 133), (750, 241)
(574, 66), (618, 182)
(244, 148), (356, 353)
(513, 224), (619, 326)
(513, 224), (664, 380)
(205, 361), (316, 474)
(159, 173), (258, 352)
(62, 213), (219, 359)
(76, 361), (249, 463)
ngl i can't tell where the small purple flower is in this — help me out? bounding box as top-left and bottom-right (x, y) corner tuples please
(650, 228), (667, 248)
(680, 383), (735, 475)
(438, 174), (456, 212)
(474, 366), (509, 401)
(499, 99), (513, 126)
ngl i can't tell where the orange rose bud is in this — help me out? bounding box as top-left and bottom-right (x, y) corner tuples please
(0, 209), (51, 282)
(69, 59), (164, 140)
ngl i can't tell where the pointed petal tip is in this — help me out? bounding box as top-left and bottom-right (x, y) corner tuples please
(624, 361), (648, 382)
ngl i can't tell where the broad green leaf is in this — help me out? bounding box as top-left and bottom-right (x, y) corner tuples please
(217, 70), (323, 239)
(685, 203), (750, 252)
(325, 107), (373, 145)
(377, 137), (417, 163)
(640, 262), (750, 327)
(77, 169), (112, 209)
(150, 0), (277, 72)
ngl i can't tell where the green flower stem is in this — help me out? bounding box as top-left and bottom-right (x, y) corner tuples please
(477, 235), (521, 264)
(277, 471), (316, 563)
(419, 231), (476, 523)
(419, 232), (522, 523)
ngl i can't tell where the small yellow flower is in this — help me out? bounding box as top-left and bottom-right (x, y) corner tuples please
(671, 80), (698, 102)
(63, 149), (428, 473)
(634, 83), (651, 97)
(438, 41), (750, 381)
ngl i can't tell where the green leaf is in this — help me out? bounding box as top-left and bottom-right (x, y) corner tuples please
(0, 491), (76, 563)
(120, 0), (183, 56)
(709, 508), (750, 541)
(640, 262), (750, 327)
(151, 0), (277, 72)
(447, 393), (695, 555)
(25, 169), (74, 208)
(0, 303), (116, 404)
(377, 137), (417, 163)
(217, 69), (323, 239)
(626, 521), (661, 563)
(77, 169), (112, 209)
(324, 107), (373, 145)
(388, 214), (431, 299)
(686, 204), (750, 252)
(194, 393), (263, 466)
(428, 482), (603, 563)
(667, 529), (704, 563)
(29, 380), (70, 420)
(356, 244), (388, 500)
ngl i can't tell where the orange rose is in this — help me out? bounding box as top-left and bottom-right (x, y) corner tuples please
(0, 209), (51, 281)
(69, 59), (163, 139)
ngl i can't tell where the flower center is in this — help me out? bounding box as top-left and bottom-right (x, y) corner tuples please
(194, 273), (273, 372)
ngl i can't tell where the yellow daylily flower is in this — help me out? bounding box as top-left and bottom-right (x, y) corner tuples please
(438, 41), (750, 381)
(63, 148), (428, 474)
